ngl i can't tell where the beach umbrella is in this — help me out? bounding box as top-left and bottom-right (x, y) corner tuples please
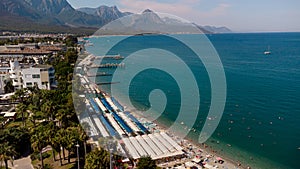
(216, 157), (223, 161)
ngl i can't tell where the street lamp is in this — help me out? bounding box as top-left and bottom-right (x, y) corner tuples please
(75, 142), (80, 169)
(107, 141), (114, 169)
(109, 148), (113, 169)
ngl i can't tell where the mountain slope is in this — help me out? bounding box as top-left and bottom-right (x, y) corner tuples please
(94, 9), (212, 35)
(0, 0), (41, 19)
(0, 0), (231, 34)
(202, 25), (232, 33)
(77, 5), (132, 20)
(0, 0), (119, 30)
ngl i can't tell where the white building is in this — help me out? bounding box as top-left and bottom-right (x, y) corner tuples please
(22, 65), (55, 90)
(9, 61), (22, 90)
(0, 62), (10, 94)
(9, 61), (56, 90)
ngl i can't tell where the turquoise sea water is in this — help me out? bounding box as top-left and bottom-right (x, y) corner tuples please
(86, 32), (300, 169)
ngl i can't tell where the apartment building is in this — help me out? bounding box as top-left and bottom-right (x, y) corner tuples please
(9, 61), (56, 90)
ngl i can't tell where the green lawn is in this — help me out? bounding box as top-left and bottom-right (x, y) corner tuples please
(32, 150), (77, 169)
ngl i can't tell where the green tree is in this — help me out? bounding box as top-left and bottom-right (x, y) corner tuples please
(84, 149), (109, 169)
(16, 103), (28, 127)
(45, 122), (59, 162)
(0, 142), (17, 169)
(78, 124), (89, 157)
(64, 36), (78, 47)
(4, 79), (14, 93)
(64, 127), (80, 164)
(31, 125), (49, 169)
(57, 129), (67, 161)
(12, 88), (28, 103)
(41, 100), (56, 121)
(28, 104), (42, 128)
(54, 131), (64, 166)
(13, 89), (30, 127)
(0, 116), (4, 129)
(0, 127), (30, 159)
(136, 156), (156, 169)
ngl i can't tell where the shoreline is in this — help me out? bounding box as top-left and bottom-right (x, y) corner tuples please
(80, 46), (246, 169)
(107, 93), (246, 169)
(78, 34), (300, 169)
(151, 118), (246, 169)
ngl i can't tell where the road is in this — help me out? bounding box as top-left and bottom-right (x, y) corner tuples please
(7, 156), (34, 169)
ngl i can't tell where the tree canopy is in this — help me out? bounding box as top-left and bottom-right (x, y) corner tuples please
(136, 156), (157, 169)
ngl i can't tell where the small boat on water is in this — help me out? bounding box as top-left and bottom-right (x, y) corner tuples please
(264, 46), (271, 55)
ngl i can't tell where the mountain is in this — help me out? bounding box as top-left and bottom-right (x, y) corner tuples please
(201, 25), (232, 33)
(0, 0), (41, 19)
(94, 9), (212, 35)
(0, 0), (124, 33)
(77, 5), (132, 21)
(0, 0), (231, 34)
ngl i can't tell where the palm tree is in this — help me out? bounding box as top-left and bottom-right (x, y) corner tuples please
(12, 88), (28, 103)
(45, 122), (59, 162)
(84, 148), (110, 169)
(31, 125), (49, 169)
(64, 127), (80, 164)
(28, 104), (40, 128)
(136, 156), (157, 169)
(57, 129), (67, 161)
(53, 133), (63, 166)
(56, 106), (72, 129)
(12, 89), (28, 124)
(41, 100), (56, 121)
(16, 103), (28, 127)
(4, 79), (14, 93)
(0, 142), (17, 169)
(78, 124), (89, 157)
(0, 116), (4, 129)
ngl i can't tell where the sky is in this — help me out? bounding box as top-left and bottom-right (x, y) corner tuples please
(67, 0), (300, 32)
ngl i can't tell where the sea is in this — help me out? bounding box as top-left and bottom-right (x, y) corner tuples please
(85, 32), (300, 169)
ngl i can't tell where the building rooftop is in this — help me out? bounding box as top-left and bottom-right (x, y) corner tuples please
(33, 64), (53, 69)
(0, 49), (52, 55)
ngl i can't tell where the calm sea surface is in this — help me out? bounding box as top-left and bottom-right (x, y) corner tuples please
(86, 32), (300, 169)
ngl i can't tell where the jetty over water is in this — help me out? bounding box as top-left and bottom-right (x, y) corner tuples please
(86, 72), (112, 77)
(90, 63), (125, 68)
(96, 82), (120, 85)
(95, 54), (124, 60)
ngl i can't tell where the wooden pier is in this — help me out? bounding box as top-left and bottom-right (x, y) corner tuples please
(95, 54), (124, 60)
(87, 72), (112, 77)
(90, 63), (125, 68)
(96, 82), (120, 85)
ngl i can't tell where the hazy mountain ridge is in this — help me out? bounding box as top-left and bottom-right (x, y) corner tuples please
(0, 0), (42, 19)
(0, 0), (231, 34)
(0, 0), (123, 32)
(201, 25), (232, 33)
(77, 5), (132, 20)
(94, 9), (212, 35)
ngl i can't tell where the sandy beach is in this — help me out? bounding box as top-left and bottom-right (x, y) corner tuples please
(108, 95), (246, 169)
(81, 51), (248, 169)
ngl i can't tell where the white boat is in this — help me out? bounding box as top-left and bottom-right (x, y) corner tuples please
(264, 46), (271, 55)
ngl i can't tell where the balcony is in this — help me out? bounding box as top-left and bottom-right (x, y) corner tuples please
(9, 70), (17, 74)
(10, 74), (17, 79)
(12, 81), (22, 87)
